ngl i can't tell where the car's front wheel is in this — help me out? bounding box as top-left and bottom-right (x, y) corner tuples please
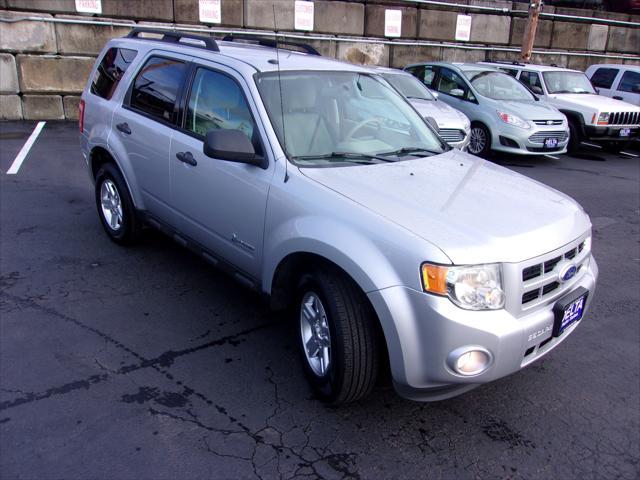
(296, 267), (379, 405)
(95, 162), (141, 245)
(468, 123), (491, 157)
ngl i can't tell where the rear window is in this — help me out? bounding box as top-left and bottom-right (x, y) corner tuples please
(590, 67), (619, 89)
(90, 47), (137, 100)
(129, 56), (188, 123)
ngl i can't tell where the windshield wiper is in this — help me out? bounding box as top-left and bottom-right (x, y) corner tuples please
(291, 152), (394, 163)
(378, 146), (443, 157)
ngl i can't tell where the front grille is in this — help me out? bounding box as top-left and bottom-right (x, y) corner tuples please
(518, 239), (589, 309)
(528, 130), (568, 144)
(438, 128), (466, 143)
(608, 111), (639, 126)
(532, 119), (563, 126)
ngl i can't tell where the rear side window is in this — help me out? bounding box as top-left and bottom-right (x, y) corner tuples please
(590, 67), (618, 89)
(129, 56), (188, 123)
(90, 47), (137, 100)
(617, 70), (640, 93)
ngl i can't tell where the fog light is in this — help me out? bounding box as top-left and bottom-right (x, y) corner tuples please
(448, 347), (492, 376)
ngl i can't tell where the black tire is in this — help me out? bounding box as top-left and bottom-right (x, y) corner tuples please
(567, 121), (581, 155)
(94, 162), (142, 245)
(296, 267), (379, 405)
(468, 122), (491, 158)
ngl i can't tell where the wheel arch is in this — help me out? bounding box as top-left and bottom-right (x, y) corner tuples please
(89, 145), (144, 210)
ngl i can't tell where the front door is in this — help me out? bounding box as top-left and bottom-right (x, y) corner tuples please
(169, 65), (274, 278)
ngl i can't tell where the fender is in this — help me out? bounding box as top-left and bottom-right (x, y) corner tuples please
(559, 109), (587, 136)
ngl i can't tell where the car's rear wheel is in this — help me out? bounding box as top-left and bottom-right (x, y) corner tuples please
(296, 267), (379, 405)
(95, 162), (141, 245)
(468, 123), (491, 157)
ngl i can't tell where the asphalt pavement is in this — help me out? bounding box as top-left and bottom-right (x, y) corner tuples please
(1, 121), (638, 480)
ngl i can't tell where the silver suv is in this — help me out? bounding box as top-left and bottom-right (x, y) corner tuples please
(80, 29), (598, 405)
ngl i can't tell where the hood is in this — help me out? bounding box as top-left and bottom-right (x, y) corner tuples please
(300, 149), (591, 265)
(409, 99), (468, 129)
(549, 93), (640, 113)
(488, 99), (564, 120)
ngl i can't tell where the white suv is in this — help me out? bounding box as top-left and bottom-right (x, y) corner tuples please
(585, 64), (640, 106)
(480, 62), (640, 153)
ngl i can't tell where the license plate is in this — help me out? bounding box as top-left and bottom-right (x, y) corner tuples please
(553, 287), (589, 337)
(544, 137), (558, 149)
(620, 128), (631, 137)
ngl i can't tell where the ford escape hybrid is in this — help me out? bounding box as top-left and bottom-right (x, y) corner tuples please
(80, 29), (598, 405)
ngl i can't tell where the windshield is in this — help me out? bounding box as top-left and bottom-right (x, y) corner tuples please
(543, 71), (596, 94)
(381, 73), (435, 101)
(255, 71), (446, 166)
(465, 70), (535, 101)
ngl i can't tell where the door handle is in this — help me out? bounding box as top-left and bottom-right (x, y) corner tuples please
(176, 151), (197, 167)
(116, 122), (131, 135)
(613, 96), (623, 100)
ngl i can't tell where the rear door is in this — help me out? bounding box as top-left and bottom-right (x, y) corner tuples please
(169, 62), (275, 278)
(111, 52), (191, 225)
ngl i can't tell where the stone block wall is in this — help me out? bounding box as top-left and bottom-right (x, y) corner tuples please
(0, 0), (638, 120)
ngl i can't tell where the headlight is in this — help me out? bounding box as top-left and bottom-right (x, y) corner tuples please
(421, 263), (505, 310)
(596, 112), (610, 125)
(497, 111), (531, 129)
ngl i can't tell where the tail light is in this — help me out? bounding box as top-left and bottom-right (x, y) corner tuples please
(79, 99), (85, 133)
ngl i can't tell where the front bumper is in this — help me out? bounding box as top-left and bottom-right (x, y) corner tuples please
(491, 123), (569, 156)
(368, 255), (598, 402)
(583, 125), (639, 142)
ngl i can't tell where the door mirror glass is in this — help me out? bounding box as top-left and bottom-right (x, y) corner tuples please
(450, 88), (464, 98)
(203, 129), (261, 166)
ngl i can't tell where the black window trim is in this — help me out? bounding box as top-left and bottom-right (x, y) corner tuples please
(175, 63), (267, 163)
(123, 53), (190, 129)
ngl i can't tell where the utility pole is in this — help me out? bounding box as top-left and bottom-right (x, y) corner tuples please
(521, 0), (542, 63)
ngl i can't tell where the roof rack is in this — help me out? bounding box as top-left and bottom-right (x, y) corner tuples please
(485, 59), (526, 67)
(126, 28), (220, 52)
(221, 33), (320, 56)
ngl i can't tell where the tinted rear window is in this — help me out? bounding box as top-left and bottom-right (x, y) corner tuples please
(590, 67), (618, 89)
(129, 56), (188, 123)
(91, 47), (137, 100)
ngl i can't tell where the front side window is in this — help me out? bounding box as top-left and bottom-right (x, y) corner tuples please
(520, 71), (543, 94)
(542, 71), (596, 94)
(590, 67), (619, 89)
(406, 66), (436, 88)
(185, 68), (255, 142)
(465, 70), (535, 101)
(91, 47), (137, 100)
(255, 71), (446, 165)
(617, 70), (640, 93)
(381, 73), (435, 101)
(436, 68), (472, 101)
(129, 56), (188, 123)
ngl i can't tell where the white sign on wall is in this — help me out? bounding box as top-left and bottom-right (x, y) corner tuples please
(455, 14), (472, 42)
(384, 9), (402, 38)
(295, 0), (314, 31)
(75, 0), (102, 14)
(199, 0), (222, 24)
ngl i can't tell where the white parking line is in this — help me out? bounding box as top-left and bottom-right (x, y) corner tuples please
(6, 121), (46, 175)
(544, 154), (560, 160)
(620, 151), (638, 158)
(580, 142), (603, 149)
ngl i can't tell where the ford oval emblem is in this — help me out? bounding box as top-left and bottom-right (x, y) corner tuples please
(559, 263), (578, 283)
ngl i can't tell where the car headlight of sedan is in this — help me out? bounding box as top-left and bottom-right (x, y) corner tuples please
(497, 111), (531, 129)
(421, 263), (505, 310)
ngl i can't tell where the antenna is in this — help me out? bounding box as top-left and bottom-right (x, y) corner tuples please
(273, 5), (289, 183)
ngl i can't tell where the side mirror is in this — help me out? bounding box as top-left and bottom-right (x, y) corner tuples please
(450, 88), (464, 98)
(203, 129), (263, 167)
(531, 85), (543, 95)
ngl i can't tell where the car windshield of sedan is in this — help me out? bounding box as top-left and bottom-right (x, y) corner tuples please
(465, 70), (535, 101)
(380, 73), (436, 101)
(255, 71), (446, 166)
(543, 71), (596, 94)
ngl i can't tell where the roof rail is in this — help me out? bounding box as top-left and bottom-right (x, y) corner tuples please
(485, 59), (525, 67)
(221, 33), (320, 56)
(125, 27), (220, 52)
